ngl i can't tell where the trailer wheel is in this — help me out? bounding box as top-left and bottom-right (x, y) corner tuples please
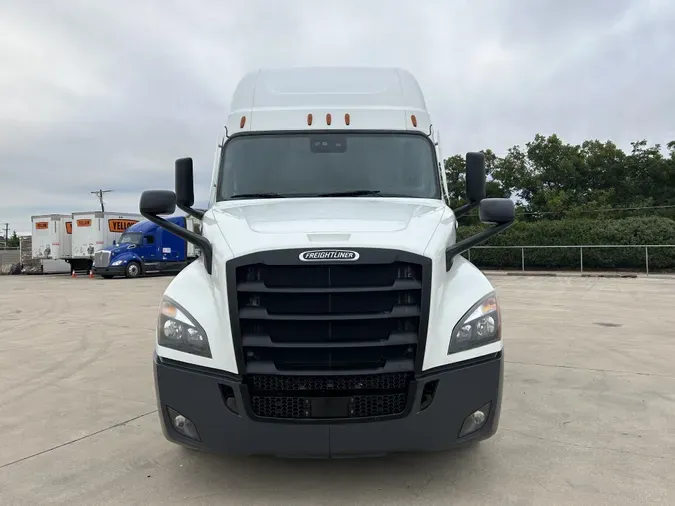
(125, 261), (141, 278)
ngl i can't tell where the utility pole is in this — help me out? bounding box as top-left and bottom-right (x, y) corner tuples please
(91, 189), (113, 212)
(1, 223), (8, 250)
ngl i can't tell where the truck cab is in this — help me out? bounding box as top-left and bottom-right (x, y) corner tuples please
(140, 67), (515, 457)
(94, 216), (200, 278)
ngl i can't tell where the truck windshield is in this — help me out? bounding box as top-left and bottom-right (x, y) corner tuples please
(119, 232), (141, 245)
(217, 132), (441, 200)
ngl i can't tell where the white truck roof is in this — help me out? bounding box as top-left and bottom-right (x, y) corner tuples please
(226, 66), (432, 134)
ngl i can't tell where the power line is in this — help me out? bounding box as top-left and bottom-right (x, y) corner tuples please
(91, 189), (113, 212)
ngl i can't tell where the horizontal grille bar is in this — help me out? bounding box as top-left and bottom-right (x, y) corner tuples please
(240, 290), (420, 315)
(241, 262), (422, 289)
(239, 305), (420, 321)
(247, 344), (415, 369)
(248, 373), (411, 392)
(241, 319), (418, 343)
(241, 331), (418, 348)
(245, 359), (414, 376)
(236, 278), (422, 293)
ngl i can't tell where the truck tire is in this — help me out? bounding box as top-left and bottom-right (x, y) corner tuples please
(125, 261), (141, 278)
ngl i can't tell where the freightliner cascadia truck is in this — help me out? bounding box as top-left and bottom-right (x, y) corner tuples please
(140, 67), (515, 457)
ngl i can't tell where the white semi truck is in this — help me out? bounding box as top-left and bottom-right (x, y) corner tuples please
(141, 67), (515, 457)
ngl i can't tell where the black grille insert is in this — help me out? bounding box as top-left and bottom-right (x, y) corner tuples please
(249, 372), (411, 392)
(251, 393), (408, 419)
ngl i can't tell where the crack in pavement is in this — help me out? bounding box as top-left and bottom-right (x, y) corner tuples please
(502, 427), (674, 461)
(0, 410), (157, 470)
(0, 370), (156, 407)
(505, 360), (675, 379)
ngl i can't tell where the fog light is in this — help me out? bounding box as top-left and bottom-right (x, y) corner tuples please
(167, 407), (200, 441)
(459, 402), (491, 438)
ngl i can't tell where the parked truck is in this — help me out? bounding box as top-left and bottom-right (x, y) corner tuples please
(93, 215), (201, 278)
(69, 211), (142, 273)
(139, 67), (515, 457)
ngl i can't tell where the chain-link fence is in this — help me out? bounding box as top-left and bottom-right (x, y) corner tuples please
(464, 244), (675, 274)
(0, 248), (20, 266)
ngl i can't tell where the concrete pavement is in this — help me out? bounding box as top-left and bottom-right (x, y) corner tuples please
(1, 274), (673, 505)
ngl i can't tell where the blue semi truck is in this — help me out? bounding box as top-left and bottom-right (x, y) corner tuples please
(93, 215), (201, 278)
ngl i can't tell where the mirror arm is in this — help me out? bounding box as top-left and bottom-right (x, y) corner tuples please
(445, 220), (514, 271)
(452, 201), (480, 219)
(177, 203), (205, 220)
(141, 211), (213, 274)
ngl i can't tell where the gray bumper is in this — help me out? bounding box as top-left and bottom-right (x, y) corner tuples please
(153, 351), (503, 457)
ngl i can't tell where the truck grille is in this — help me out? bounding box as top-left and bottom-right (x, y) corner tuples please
(94, 250), (111, 268)
(226, 248), (431, 421)
(247, 372), (411, 419)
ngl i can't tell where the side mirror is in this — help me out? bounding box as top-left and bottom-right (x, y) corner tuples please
(175, 158), (205, 220)
(445, 196), (516, 271)
(176, 157), (195, 207)
(139, 188), (213, 274)
(112, 240), (116, 246)
(453, 152), (487, 218)
(465, 152), (487, 203)
(479, 198), (515, 225)
(140, 190), (176, 215)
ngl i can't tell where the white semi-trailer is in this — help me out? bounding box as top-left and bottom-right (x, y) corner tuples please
(30, 214), (72, 260)
(141, 67), (515, 457)
(69, 211), (142, 273)
(29, 214), (72, 274)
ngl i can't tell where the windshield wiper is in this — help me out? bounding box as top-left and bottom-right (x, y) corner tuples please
(230, 193), (286, 199)
(317, 190), (381, 197)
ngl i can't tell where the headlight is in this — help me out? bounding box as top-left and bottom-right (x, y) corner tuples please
(448, 292), (501, 354)
(157, 297), (211, 358)
(111, 260), (124, 266)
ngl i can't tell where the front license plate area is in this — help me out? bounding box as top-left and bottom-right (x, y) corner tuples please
(310, 397), (350, 418)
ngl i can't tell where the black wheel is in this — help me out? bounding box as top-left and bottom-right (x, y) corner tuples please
(125, 261), (141, 278)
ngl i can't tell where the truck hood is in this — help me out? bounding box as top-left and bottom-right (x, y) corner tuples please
(210, 197), (450, 257)
(105, 244), (136, 256)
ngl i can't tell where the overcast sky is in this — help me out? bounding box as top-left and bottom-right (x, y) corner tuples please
(1, 0), (674, 234)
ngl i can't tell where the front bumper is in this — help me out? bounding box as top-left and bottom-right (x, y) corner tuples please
(153, 351), (503, 457)
(93, 265), (126, 277)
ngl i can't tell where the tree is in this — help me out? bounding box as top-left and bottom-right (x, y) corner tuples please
(445, 134), (675, 221)
(8, 231), (19, 248)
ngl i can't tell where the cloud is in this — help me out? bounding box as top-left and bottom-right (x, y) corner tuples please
(1, 0), (674, 233)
